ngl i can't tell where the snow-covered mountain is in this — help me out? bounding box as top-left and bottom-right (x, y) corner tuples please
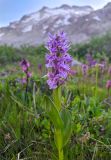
(0, 3), (111, 47)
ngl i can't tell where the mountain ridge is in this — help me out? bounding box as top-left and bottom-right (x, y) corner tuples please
(0, 3), (111, 47)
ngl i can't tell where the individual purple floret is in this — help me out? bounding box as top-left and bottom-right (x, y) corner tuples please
(45, 32), (73, 89)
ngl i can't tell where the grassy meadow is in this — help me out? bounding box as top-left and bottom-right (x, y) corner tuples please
(0, 33), (111, 160)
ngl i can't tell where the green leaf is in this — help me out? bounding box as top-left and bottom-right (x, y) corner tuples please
(61, 109), (72, 147)
(54, 129), (63, 151)
(44, 96), (63, 130)
(76, 123), (82, 133)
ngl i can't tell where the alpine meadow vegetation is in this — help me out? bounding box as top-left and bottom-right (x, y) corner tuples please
(1, 32), (111, 160)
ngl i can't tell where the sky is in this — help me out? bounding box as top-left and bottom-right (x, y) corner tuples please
(0, 0), (111, 27)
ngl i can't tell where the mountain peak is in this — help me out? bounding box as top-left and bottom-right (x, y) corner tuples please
(59, 4), (71, 9)
(72, 5), (93, 11)
(39, 6), (49, 12)
(104, 2), (111, 9)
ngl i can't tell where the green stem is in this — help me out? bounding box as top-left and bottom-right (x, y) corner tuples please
(53, 87), (61, 111)
(53, 87), (64, 159)
(95, 66), (98, 97)
(83, 77), (85, 96)
(59, 149), (64, 160)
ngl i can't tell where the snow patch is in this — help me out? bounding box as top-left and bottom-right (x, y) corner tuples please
(22, 12), (50, 23)
(93, 16), (101, 21)
(22, 25), (32, 32)
(22, 7), (91, 24)
(46, 8), (91, 17)
(54, 15), (71, 28)
(10, 24), (16, 29)
(43, 25), (48, 30)
(43, 25), (49, 34)
(54, 19), (63, 27)
(64, 15), (71, 25)
(85, 18), (89, 21)
(0, 33), (4, 38)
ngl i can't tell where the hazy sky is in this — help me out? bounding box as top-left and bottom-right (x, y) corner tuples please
(0, 0), (111, 27)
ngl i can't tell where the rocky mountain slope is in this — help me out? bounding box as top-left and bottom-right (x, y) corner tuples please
(0, 3), (111, 47)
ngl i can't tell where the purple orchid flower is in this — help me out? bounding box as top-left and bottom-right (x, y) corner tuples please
(81, 64), (89, 76)
(20, 59), (30, 72)
(108, 66), (111, 75)
(38, 64), (42, 71)
(45, 32), (74, 89)
(86, 54), (97, 67)
(20, 59), (32, 84)
(106, 80), (111, 90)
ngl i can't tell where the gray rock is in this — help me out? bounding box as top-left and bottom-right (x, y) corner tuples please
(71, 59), (82, 66)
